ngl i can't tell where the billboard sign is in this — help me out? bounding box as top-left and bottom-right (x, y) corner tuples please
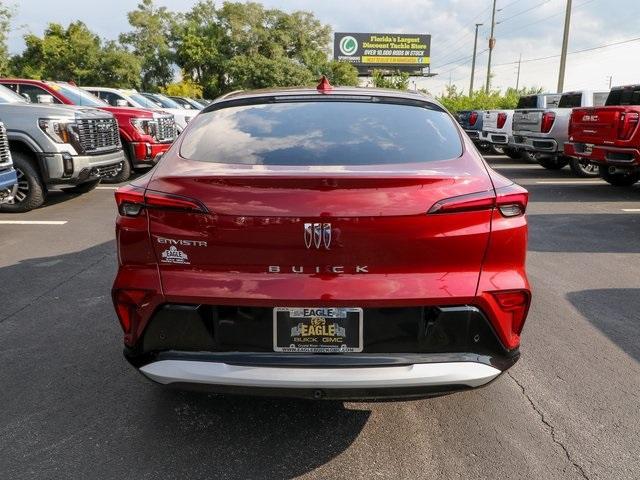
(334, 32), (431, 74)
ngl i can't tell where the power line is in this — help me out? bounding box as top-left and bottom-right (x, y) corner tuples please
(433, 48), (489, 71)
(492, 36), (640, 67)
(498, 0), (598, 37)
(497, 0), (553, 24)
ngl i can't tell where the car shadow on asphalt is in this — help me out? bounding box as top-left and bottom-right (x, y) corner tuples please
(144, 387), (371, 478)
(523, 183), (640, 202)
(527, 213), (640, 253)
(566, 289), (640, 363)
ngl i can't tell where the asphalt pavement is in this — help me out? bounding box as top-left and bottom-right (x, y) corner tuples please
(1, 156), (639, 480)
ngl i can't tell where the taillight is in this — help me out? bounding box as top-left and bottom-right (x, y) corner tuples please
(114, 185), (208, 217)
(112, 289), (154, 334)
(541, 112), (555, 133)
(496, 112), (507, 129)
(428, 184), (528, 217)
(495, 183), (528, 217)
(491, 290), (531, 349)
(617, 111), (639, 140)
(469, 111), (478, 126)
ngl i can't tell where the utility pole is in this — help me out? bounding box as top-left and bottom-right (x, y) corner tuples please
(557, 0), (573, 93)
(515, 53), (522, 91)
(485, 0), (498, 93)
(607, 75), (613, 89)
(469, 23), (483, 96)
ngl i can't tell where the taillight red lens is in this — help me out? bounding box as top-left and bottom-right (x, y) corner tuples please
(541, 112), (556, 133)
(114, 185), (208, 217)
(497, 112), (507, 129)
(429, 184), (528, 217)
(428, 190), (496, 214)
(469, 111), (478, 126)
(491, 290), (531, 348)
(495, 184), (528, 217)
(112, 289), (154, 334)
(617, 112), (639, 140)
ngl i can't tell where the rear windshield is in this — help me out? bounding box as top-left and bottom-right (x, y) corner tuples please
(180, 100), (462, 165)
(558, 93), (583, 108)
(516, 96), (538, 109)
(606, 87), (640, 106)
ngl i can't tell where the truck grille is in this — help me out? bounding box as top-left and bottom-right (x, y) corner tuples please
(0, 124), (11, 169)
(77, 118), (120, 154)
(156, 116), (177, 143)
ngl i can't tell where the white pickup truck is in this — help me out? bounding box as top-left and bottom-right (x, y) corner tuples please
(480, 93), (560, 160)
(512, 90), (609, 176)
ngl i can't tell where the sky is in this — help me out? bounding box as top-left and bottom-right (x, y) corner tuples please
(7, 0), (640, 95)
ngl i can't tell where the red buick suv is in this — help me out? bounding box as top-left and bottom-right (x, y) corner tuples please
(112, 81), (531, 400)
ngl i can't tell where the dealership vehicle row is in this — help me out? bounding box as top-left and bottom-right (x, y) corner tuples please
(0, 80), (207, 212)
(458, 83), (640, 185)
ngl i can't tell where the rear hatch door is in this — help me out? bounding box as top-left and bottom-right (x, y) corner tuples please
(570, 107), (626, 144)
(513, 109), (544, 133)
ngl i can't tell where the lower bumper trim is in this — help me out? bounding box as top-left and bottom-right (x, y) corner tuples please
(140, 360), (502, 390)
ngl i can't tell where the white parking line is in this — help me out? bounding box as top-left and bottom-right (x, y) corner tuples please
(535, 180), (604, 185)
(96, 186), (119, 190)
(0, 220), (68, 225)
(621, 209), (640, 212)
(492, 165), (541, 169)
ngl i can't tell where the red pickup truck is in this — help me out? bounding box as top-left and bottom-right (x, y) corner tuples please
(0, 79), (177, 182)
(565, 84), (640, 186)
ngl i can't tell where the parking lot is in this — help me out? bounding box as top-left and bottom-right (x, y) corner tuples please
(1, 153), (639, 480)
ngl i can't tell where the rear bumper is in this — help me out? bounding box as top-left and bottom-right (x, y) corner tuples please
(464, 129), (481, 140)
(564, 142), (640, 166)
(138, 357), (504, 400)
(122, 302), (520, 399)
(512, 134), (559, 153)
(480, 130), (510, 145)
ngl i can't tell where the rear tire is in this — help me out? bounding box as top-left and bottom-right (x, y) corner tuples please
(537, 155), (569, 170)
(600, 168), (640, 186)
(569, 157), (599, 178)
(102, 149), (131, 184)
(63, 178), (101, 194)
(0, 151), (46, 213)
(503, 147), (522, 159)
(490, 145), (505, 155)
(520, 150), (538, 163)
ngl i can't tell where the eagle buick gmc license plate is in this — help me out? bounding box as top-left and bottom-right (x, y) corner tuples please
(273, 307), (363, 353)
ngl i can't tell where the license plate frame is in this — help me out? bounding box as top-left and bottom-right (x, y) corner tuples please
(273, 307), (363, 353)
(583, 143), (594, 155)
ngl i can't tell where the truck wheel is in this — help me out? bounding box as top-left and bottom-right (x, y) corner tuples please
(569, 157), (599, 178)
(102, 151), (131, 184)
(490, 146), (505, 155)
(520, 151), (538, 164)
(600, 168), (640, 186)
(63, 178), (101, 194)
(503, 147), (522, 159)
(537, 155), (569, 170)
(0, 151), (46, 212)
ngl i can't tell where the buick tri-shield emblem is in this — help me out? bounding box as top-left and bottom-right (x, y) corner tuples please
(304, 223), (331, 249)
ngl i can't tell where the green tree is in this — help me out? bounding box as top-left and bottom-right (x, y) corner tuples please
(10, 22), (140, 87)
(437, 84), (544, 113)
(120, 0), (174, 91)
(162, 78), (203, 97)
(0, 1), (12, 75)
(371, 70), (410, 90)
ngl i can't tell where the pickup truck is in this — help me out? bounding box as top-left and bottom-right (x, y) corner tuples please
(479, 94), (561, 160)
(0, 79), (177, 183)
(565, 84), (640, 186)
(0, 122), (17, 204)
(0, 84), (125, 212)
(456, 110), (491, 151)
(512, 90), (609, 176)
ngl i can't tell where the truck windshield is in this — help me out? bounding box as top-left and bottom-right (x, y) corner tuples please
(516, 96), (538, 109)
(181, 100), (462, 165)
(605, 87), (640, 106)
(558, 93), (583, 108)
(147, 94), (181, 109)
(50, 83), (107, 107)
(128, 93), (160, 109)
(0, 84), (27, 104)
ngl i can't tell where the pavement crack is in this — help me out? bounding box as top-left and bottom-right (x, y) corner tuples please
(0, 252), (113, 324)
(507, 371), (589, 480)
